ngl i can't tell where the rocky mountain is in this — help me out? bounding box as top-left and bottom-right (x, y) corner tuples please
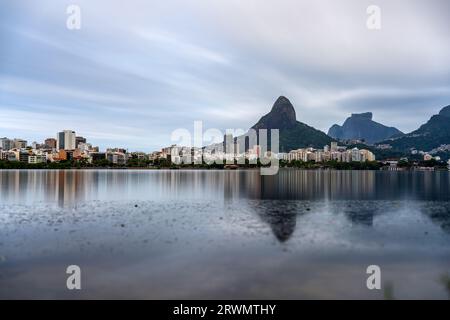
(328, 112), (403, 144)
(382, 105), (450, 152)
(247, 96), (333, 152)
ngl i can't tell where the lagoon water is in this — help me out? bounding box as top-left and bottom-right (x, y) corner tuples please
(1, 169), (450, 299)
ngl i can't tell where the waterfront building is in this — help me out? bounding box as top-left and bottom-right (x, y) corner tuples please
(31, 141), (43, 150)
(284, 143), (374, 164)
(44, 138), (57, 149)
(13, 139), (27, 149)
(306, 152), (315, 162)
(330, 141), (338, 152)
(0, 150), (9, 160)
(88, 152), (106, 163)
(382, 160), (401, 171)
(0, 137), (13, 151)
(331, 151), (342, 162)
(77, 142), (92, 152)
(148, 151), (163, 161)
(130, 152), (148, 160)
(106, 148), (127, 154)
(106, 152), (127, 165)
(57, 130), (76, 150)
(28, 155), (46, 164)
(7, 152), (17, 161)
(11, 150), (30, 163)
(351, 148), (361, 162)
(58, 150), (68, 161)
(75, 136), (86, 148)
(360, 149), (375, 162)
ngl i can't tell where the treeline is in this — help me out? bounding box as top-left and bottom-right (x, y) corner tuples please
(0, 158), (383, 170)
(397, 159), (448, 169)
(280, 160), (381, 170)
(0, 159), (261, 170)
(0, 159), (92, 169)
(0, 159), (161, 170)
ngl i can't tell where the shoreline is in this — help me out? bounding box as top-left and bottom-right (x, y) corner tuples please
(0, 167), (448, 172)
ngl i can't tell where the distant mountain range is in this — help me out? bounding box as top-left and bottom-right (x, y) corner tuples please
(380, 105), (450, 152)
(234, 96), (450, 156)
(249, 96), (333, 152)
(328, 112), (403, 144)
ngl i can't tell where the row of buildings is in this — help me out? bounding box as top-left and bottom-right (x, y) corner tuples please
(150, 141), (376, 164)
(0, 130), (133, 165)
(279, 142), (376, 163)
(377, 143), (447, 162)
(1, 131), (376, 166)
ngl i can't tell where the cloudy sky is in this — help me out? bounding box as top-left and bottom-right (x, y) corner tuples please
(1, 0), (449, 151)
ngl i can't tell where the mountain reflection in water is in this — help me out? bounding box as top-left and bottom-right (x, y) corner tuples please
(1, 169), (450, 299)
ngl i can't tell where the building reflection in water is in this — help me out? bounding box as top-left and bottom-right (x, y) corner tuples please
(1, 170), (449, 240)
(0, 170), (100, 206)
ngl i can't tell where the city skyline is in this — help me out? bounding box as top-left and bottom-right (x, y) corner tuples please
(1, 0), (450, 152)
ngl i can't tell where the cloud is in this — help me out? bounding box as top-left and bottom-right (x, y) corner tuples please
(135, 28), (230, 65)
(1, 0), (449, 150)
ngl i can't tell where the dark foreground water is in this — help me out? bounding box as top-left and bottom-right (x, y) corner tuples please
(1, 169), (450, 299)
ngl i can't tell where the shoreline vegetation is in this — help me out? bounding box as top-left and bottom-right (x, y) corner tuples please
(1, 159), (448, 171)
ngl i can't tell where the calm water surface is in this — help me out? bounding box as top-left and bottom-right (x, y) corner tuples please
(1, 169), (450, 299)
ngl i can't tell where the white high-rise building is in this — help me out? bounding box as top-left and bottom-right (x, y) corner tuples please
(57, 130), (76, 150)
(351, 148), (361, 162)
(330, 141), (338, 152)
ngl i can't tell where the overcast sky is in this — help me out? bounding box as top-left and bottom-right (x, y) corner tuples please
(1, 0), (449, 151)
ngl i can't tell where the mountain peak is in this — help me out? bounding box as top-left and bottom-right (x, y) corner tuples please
(270, 96), (296, 119)
(439, 105), (450, 117)
(272, 95), (292, 108)
(385, 104), (450, 151)
(351, 112), (373, 120)
(328, 111), (402, 144)
(253, 96), (297, 130)
(248, 96), (332, 151)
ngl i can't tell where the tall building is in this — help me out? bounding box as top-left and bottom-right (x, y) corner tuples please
(45, 138), (57, 149)
(0, 137), (13, 150)
(75, 136), (86, 148)
(31, 141), (42, 150)
(13, 139), (27, 149)
(330, 141), (338, 152)
(223, 134), (234, 155)
(351, 148), (361, 162)
(57, 130), (76, 150)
